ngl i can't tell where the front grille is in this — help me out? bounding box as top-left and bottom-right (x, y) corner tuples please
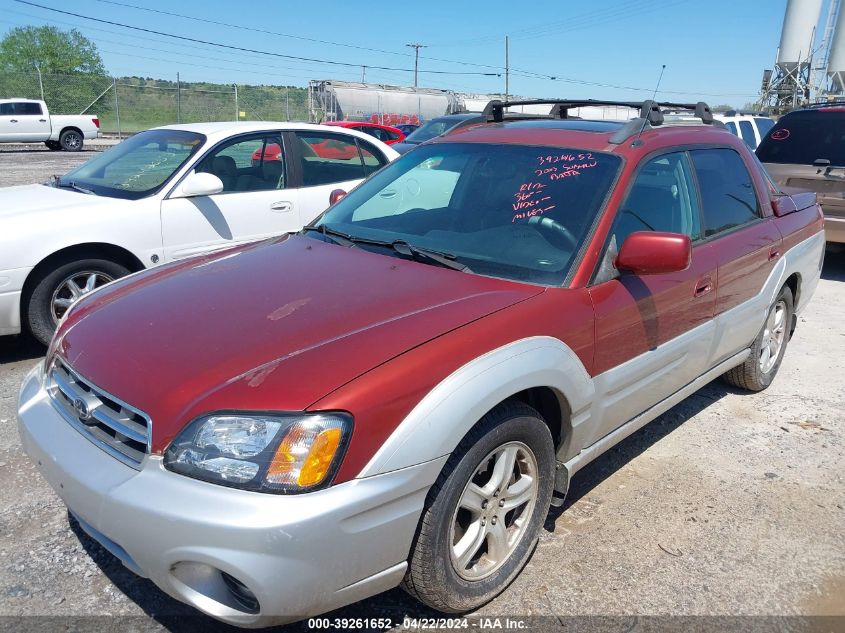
(47, 358), (151, 468)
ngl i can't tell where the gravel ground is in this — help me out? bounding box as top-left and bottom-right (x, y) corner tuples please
(0, 149), (843, 632)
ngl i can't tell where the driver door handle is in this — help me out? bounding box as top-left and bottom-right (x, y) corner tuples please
(9, 119), (17, 123)
(270, 201), (293, 212)
(694, 275), (713, 298)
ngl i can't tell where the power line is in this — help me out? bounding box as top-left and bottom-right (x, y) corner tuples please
(89, 0), (416, 61)
(12, 1), (501, 77)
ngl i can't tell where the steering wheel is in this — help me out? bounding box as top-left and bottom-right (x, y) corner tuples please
(527, 216), (578, 251)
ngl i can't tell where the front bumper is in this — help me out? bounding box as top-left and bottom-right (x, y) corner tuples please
(17, 363), (445, 627)
(0, 266), (30, 336)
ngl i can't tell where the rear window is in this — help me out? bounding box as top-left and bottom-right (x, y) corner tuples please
(756, 110), (845, 166)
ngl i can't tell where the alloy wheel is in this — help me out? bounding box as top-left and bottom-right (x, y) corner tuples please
(449, 441), (539, 581)
(50, 271), (114, 324)
(760, 299), (787, 374)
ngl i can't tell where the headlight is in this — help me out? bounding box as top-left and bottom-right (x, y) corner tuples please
(163, 412), (351, 493)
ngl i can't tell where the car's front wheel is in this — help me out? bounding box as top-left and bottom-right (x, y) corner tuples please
(403, 401), (554, 613)
(723, 285), (794, 391)
(25, 258), (130, 345)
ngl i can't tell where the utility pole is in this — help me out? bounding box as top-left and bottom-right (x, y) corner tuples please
(233, 83), (239, 121)
(176, 72), (182, 123)
(406, 42), (426, 88)
(113, 77), (121, 139)
(504, 36), (509, 102)
(362, 65), (367, 83)
(34, 62), (44, 102)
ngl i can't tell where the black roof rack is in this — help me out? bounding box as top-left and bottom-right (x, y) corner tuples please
(481, 99), (716, 144)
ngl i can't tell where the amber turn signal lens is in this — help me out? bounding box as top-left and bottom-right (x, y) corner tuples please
(266, 424), (343, 488)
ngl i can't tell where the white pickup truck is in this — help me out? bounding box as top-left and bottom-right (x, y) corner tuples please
(0, 98), (100, 151)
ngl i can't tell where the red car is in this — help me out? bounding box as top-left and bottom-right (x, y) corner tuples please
(322, 120), (406, 145)
(18, 99), (824, 626)
(250, 122), (403, 164)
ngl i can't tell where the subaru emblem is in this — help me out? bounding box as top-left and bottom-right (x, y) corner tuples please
(73, 397), (91, 421)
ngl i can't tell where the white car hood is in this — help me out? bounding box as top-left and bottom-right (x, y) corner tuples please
(0, 184), (116, 221)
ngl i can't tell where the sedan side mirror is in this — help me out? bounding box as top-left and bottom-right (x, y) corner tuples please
(174, 171), (224, 198)
(616, 231), (691, 275)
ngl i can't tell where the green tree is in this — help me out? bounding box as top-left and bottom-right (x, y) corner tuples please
(0, 26), (105, 75)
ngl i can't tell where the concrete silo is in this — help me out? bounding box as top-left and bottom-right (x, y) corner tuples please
(762, 0), (824, 110)
(827, 2), (845, 93)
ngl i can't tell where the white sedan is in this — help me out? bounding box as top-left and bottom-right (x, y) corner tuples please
(0, 121), (399, 344)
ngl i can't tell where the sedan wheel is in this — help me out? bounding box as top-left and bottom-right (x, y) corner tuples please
(25, 258), (131, 346)
(50, 271), (115, 324)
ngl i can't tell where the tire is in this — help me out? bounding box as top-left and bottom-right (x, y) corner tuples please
(44, 141), (61, 151)
(723, 285), (794, 392)
(25, 258), (130, 345)
(59, 129), (83, 152)
(402, 401), (555, 613)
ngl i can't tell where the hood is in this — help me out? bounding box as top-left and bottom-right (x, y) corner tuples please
(0, 184), (114, 222)
(56, 235), (542, 452)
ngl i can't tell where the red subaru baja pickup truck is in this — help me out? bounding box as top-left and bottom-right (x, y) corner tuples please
(18, 99), (824, 626)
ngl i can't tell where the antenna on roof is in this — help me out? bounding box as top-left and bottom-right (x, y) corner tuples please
(633, 64), (666, 146)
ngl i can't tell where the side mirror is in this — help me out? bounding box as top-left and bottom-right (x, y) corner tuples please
(616, 231), (691, 275)
(329, 189), (347, 205)
(174, 172), (224, 198)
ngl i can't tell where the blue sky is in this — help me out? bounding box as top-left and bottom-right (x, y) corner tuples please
(0, 0), (810, 106)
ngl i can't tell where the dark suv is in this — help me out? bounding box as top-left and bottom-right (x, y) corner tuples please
(756, 104), (845, 243)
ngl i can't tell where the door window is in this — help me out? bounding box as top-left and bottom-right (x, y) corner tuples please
(610, 151), (702, 249)
(724, 121), (738, 135)
(296, 132), (385, 186)
(690, 148), (760, 237)
(1, 102), (43, 115)
(195, 134), (285, 193)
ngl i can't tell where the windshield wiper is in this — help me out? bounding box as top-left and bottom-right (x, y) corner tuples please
(302, 224), (358, 247)
(56, 178), (95, 195)
(302, 227), (470, 272)
(390, 240), (471, 272)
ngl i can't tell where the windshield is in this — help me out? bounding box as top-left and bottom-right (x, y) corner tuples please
(59, 129), (205, 199)
(756, 110), (845, 166)
(404, 118), (471, 144)
(312, 142), (621, 285)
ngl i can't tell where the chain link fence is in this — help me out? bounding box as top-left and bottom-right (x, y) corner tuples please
(0, 71), (310, 135)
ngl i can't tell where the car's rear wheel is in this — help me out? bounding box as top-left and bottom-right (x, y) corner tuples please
(25, 258), (130, 345)
(402, 401), (554, 613)
(59, 129), (83, 152)
(723, 285), (794, 392)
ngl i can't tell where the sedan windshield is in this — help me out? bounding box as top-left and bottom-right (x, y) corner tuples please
(59, 129), (205, 200)
(404, 118), (472, 144)
(312, 142), (621, 285)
